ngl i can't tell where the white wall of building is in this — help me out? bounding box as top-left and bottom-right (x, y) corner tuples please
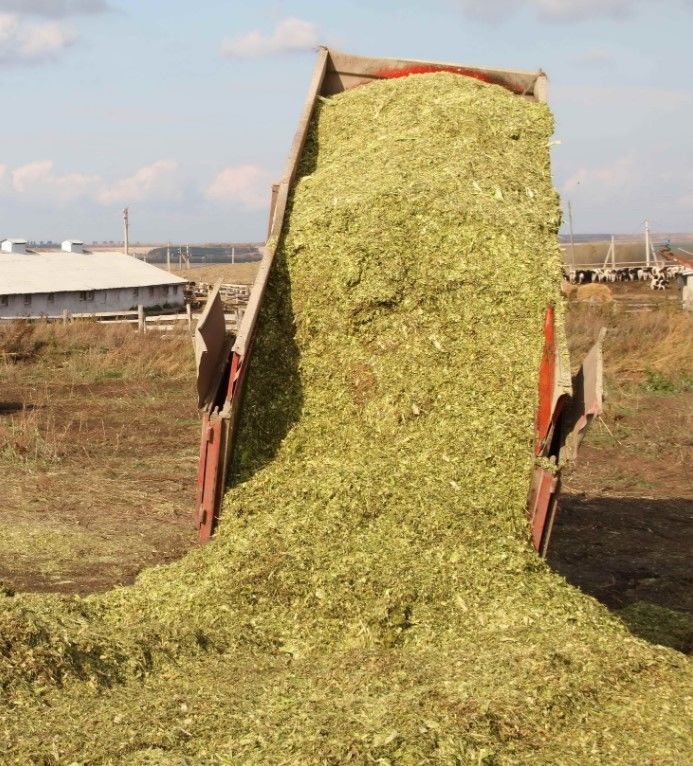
(0, 283), (184, 318)
(683, 272), (693, 312)
(1, 240), (26, 254)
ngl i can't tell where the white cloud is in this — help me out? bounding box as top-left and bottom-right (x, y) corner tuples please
(0, 13), (76, 63)
(457, 0), (690, 22)
(7, 159), (183, 207)
(574, 48), (616, 67)
(97, 160), (182, 206)
(531, 0), (633, 20)
(678, 194), (693, 209)
(5, 158), (272, 216)
(19, 18), (75, 56)
(206, 165), (271, 209)
(0, 1), (111, 16)
(222, 17), (319, 59)
(12, 160), (100, 203)
(563, 155), (636, 194)
(562, 154), (642, 201)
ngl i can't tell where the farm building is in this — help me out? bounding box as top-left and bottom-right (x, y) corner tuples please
(1, 238), (27, 254)
(0, 239), (187, 317)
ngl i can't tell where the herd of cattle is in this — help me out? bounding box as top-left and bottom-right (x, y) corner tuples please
(564, 265), (686, 291)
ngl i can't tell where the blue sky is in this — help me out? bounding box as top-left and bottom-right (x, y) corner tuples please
(1, 0), (691, 243)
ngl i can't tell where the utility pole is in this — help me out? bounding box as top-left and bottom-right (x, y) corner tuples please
(231, 245), (235, 265)
(122, 207), (129, 256)
(602, 234), (616, 269)
(166, 242), (171, 272)
(567, 200), (576, 269)
(645, 219), (651, 268)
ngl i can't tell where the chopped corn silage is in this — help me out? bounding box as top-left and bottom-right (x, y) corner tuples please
(0, 72), (690, 764)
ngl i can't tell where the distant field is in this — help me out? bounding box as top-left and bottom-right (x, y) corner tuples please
(174, 261), (260, 285)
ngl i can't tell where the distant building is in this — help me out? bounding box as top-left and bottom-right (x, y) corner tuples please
(2, 239), (27, 254)
(61, 239), (84, 253)
(0, 240), (187, 317)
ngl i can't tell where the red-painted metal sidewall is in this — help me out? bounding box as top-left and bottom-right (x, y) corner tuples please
(535, 304), (556, 455)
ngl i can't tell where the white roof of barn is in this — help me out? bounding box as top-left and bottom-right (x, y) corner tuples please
(0, 250), (187, 296)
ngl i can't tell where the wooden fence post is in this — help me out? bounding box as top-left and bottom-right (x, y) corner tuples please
(186, 302), (192, 331)
(138, 304), (145, 334)
(62, 309), (69, 325)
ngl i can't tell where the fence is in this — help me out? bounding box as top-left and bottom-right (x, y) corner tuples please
(0, 303), (246, 334)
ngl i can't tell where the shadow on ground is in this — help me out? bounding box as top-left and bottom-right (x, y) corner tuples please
(0, 402), (39, 415)
(548, 493), (693, 653)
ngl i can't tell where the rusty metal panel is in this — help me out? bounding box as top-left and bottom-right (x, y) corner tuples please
(559, 328), (606, 464)
(323, 49), (547, 102)
(233, 247), (270, 358)
(196, 417), (223, 542)
(528, 467), (560, 555)
(194, 411), (210, 529)
(194, 281), (228, 408)
(534, 305), (572, 456)
(528, 326), (605, 555)
(528, 304), (574, 555)
(194, 351), (247, 541)
(535, 305), (557, 454)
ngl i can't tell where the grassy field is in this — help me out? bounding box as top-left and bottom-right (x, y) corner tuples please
(0, 321), (199, 594)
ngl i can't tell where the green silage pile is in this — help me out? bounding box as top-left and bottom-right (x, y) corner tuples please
(0, 73), (690, 764)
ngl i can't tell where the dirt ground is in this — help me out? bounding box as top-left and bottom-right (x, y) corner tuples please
(547, 282), (692, 651)
(549, 391), (692, 613)
(0, 323), (200, 595)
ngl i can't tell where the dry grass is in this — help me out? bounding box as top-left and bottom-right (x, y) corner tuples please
(1, 320), (194, 376)
(0, 320), (199, 593)
(575, 283), (613, 302)
(565, 303), (693, 383)
(563, 302), (692, 499)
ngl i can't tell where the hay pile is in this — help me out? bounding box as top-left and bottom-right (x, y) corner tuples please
(0, 72), (690, 764)
(576, 283), (613, 302)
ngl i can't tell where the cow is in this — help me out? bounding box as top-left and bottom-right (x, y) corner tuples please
(650, 268), (669, 290)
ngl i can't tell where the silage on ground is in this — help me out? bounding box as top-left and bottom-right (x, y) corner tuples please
(0, 73), (690, 764)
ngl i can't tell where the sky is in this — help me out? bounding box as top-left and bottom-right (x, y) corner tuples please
(0, 0), (692, 243)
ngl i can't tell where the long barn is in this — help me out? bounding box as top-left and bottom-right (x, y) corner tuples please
(0, 239), (187, 318)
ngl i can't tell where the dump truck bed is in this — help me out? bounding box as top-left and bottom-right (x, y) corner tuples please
(194, 48), (599, 550)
